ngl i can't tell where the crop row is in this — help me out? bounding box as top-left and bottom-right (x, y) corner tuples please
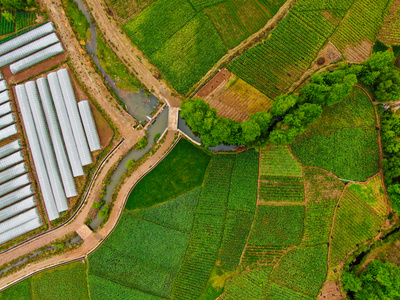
(292, 10), (339, 38)
(270, 244), (328, 297)
(222, 267), (273, 300)
(331, 0), (392, 52)
(15, 11), (36, 31)
(378, 1), (400, 46)
(330, 189), (383, 266)
(292, 128), (380, 182)
(302, 167), (344, 246)
(218, 210), (254, 271)
(294, 0), (355, 11)
(260, 144), (303, 177)
(259, 180), (304, 202)
(228, 12), (326, 98)
(241, 245), (288, 266)
(205, 0), (271, 48)
(0, 10), (15, 36)
(228, 150), (258, 212)
(248, 205), (305, 246)
(265, 282), (313, 300)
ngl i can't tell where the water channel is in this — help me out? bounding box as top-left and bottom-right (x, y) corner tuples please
(73, 0), (159, 123)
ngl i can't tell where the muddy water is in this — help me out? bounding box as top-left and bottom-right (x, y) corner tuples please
(73, 0), (159, 122)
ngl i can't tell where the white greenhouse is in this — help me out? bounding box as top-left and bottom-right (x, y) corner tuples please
(78, 100), (101, 152)
(0, 91), (9, 105)
(0, 140), (21, 159)
(0, 217), (42, 245)
(0, 174), (30, 198)
(57, 69), (92, 166)
(0, 185), (34, 210)
(0, 162), (27, 184)
(10, 43), (64, 74)
(15, 85), (59, 221)
(47, 72), (84, 177)
(0, 196), (36, 223)
(0, 113), (15, 129)
(0, 151), (23, 171)
(0, 33), (60, 68)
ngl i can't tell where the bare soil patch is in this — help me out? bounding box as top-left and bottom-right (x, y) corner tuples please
(196, 69), (231, 98)
(343, 40), (373, 63)
(319, 281), (345, 300)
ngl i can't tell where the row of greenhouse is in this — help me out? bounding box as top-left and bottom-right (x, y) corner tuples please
(0, 22), (64, 74)
(15, 68), (101, 221)
(0, 139), (41, 245)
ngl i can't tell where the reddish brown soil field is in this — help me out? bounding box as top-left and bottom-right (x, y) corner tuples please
(196, 69), (231, 98)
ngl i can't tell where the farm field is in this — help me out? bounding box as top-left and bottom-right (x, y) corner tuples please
(126, 139), (211, 210)
(292, 88), (380, 181)
(121, 0), (287, 94)
(0, 10), (37, 36)
(198, 74), (274, 122)
(330, 0), (393, 61)
(330, 175), (389, 267)
(377, 0), (400, 45)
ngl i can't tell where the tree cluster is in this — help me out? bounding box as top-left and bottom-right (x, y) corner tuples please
(342, 260), (400, 300)
(0, 0), (35, 10)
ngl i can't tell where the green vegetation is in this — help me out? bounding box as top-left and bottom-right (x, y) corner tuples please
(205, 0), (272, 48)
(259, 177), (304, 202)
(171, 154), (235, 299)
(378, 0), (400, 46)
(248, 205), (305, 246)
(89, 275), (164, 300)
(124, 0), (196, 56)
(126, 139), (211, 210)
(97, 33), (141, 92)
(132, 187), (201, 233)
(89, 211), (189, 298)
(0, 0), (35, 10)
(228, 149), (258, 212)
(0, 10), (15, 36)
(149, 13), (227, 94)
(63, 0), (89, 41)
(260, 145), (302, 177)
(0, 280), (31, 300)
(0, 9), (36, 36)
(270, 244), (328, 297)
(227, 12), (326, 98)
(302, 167), (344, 245)
(31, 262), (89, 300)
(342, 260), (400, 300)
(104, 0), (158, 22)
(265, 282), (313, 300)
(330, 184), (385, 266)
(222, 267), (273, 299)
(292, 88), (379, 181)
(190, 0), (224, 11)
(331, 0), (392, 54)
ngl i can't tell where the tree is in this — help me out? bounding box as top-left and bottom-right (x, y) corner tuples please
(241, 119), (261, 144)
(1, 11), (14, 23)
(269, 94), (298, 117)
(0, 0), (35, 10)
(342, 260), (400, 300)
(374, 70), (400, 102)
(250, 110), (272, 133)
(358, 51), (395, 86)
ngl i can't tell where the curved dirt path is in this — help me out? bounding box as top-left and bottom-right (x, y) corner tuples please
(83, 0), (182, 108)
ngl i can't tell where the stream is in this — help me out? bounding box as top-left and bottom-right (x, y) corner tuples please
(73, 0), (159, 123)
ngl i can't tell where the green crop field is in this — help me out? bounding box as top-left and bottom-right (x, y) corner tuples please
(377, 0), (400, 45)
(190, 0), (225, 10)
(205, 0), (272, 48)
(248, 205), (305, 246)
(227, 12), (327, 98)
(89, 275), (164, 300)
(0, 279), (31, 300)
(331, 0), (392, 54)
(265, 282), (314, 300)
(292, 88), (379, 181)
(270, 244), (328, 297)
(126, 139), (211, 210)
(302, 167), (345, 246)
(330, 184), (385, 266)
(222, 267), (273, 299)
(0, 10), (15, 36)
(218, 210), (254, 272)
(132, 187), (201, 233)
(89, 211), (189, 298)
(150, 13), (227, 94)
(31, 262), (89, 300)
(104, 0), (158, 22)
(260, 144), (303, 177)
(259, 177), (304, 202)
(228, 149), (258, 212)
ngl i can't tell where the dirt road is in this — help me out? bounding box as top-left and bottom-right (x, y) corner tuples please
(84, 0), (182, 108)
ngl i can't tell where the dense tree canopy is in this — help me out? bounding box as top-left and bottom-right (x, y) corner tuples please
(342, 260), (400, 300)
(0, 0), (35, 9)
